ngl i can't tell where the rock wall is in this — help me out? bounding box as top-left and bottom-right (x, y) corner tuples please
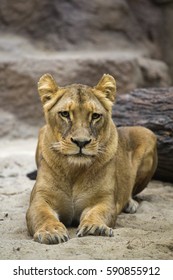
(0, 0), (173, 138)
(0, 0), (166, 55)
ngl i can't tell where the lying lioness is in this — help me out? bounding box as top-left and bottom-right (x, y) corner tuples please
(26, 74), (157, 244)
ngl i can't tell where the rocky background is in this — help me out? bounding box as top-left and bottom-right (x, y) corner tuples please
(0, 0), (173, 260)
(0, 0), (173, 138)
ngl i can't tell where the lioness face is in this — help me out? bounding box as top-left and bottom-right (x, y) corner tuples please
(38, 74), (116, 165)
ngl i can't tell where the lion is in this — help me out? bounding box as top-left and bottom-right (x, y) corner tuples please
(26, 73), (157, 244)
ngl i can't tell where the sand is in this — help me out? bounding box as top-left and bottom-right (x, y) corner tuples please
(0, 138), (173, 260)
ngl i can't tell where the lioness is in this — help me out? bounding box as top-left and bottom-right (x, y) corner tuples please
(26, 74), (157, 244)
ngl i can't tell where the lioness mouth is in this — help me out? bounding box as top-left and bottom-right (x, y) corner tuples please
(74, 152), (89, 157)
(71, 151), (94, 159)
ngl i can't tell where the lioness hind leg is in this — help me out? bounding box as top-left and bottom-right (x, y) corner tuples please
(123, 198), (139, 214)
(124, 143), (157, 215)
(133, 139), (158, 196)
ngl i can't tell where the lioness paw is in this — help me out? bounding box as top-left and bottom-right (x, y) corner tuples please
(77, 223), (114, 238)
(123, 198), (139, 214)
(34, 222), (69, 244)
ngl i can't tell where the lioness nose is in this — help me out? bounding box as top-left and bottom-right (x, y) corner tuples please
(71, 138), (91, 148)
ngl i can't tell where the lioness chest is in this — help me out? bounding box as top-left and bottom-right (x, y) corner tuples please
(52, 154), (132, 226)
(56, 181), (101, 226)
(49, 160), (114, 226)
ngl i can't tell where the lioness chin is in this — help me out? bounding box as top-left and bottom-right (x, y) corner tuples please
(26, 73), (157, 244)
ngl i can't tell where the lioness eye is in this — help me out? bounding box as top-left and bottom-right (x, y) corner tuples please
(59, 111), (70, 118)
(92, 113), (101, 120)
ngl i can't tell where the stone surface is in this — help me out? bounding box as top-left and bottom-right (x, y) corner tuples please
(0, 0), (163, 56)
(0, 0), (172, 76)
(0, 37), (171, 138)
(161, 2), (173, 78)
(0, 0), (173, 139)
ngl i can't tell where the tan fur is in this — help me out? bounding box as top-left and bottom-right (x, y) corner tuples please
(26, 74), (157, 244)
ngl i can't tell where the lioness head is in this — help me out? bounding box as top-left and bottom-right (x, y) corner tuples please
(38, 74), (116, 165)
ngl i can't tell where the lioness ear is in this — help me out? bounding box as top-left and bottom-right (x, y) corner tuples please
(38, 74), (58, 104)
(95, 74), (116, 102)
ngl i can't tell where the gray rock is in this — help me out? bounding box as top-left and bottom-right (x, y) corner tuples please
(0, 47), (171, 138)
(0, 0), (172, 139)
(0, 0), (163, 56)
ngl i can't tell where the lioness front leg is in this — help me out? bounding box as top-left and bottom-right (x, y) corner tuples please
(77, 202), (116, 237)
(26, 198), (69, 244)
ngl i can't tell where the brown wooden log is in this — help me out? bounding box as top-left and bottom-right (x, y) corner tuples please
(113, 88), (173, 182)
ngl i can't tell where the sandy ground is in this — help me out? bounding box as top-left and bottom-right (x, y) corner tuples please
(0, 138), (173, 260)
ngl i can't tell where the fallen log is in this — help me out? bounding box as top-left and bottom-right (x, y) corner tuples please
(114, 88), (173, 183)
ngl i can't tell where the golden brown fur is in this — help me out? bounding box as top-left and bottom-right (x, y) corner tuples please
(26, 74), (157, 244)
